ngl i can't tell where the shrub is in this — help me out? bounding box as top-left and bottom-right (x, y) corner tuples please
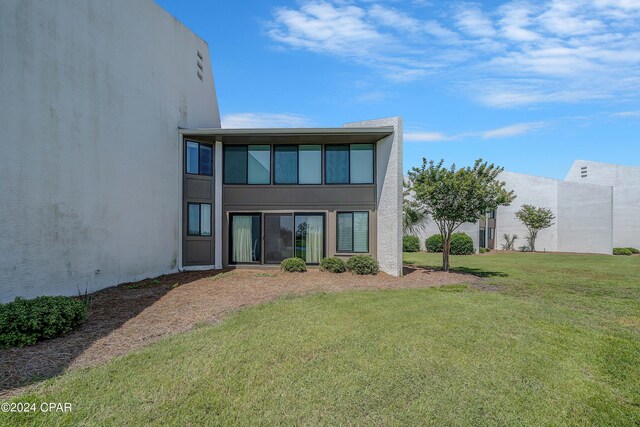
(626, 247), (639, 254)
(320, 257), (346, 273)
(280, 257), (307, 272)
(479, 247), (490, 254)
(403, 235), (420, 252)
(346, 255), (379, 275)
(425, 234), (443, 253)
(613, 248), (633, 256)
(0, 296), (87, 348)
(450, 233), (474, 255)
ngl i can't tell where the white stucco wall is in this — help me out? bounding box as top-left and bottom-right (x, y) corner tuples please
(566, 160), (640, 249)
(557, 181), (613, 254)
(345, 118), (403, 276)
(0, 0), (220, 302)
(496, 171), (560, 252)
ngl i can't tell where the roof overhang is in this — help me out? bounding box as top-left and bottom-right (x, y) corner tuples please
(178, 127), (394, 144)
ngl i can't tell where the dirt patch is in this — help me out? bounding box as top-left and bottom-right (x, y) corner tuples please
(0, 266), (476, 397)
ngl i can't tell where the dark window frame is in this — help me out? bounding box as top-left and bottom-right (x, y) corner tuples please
(228, 212), (263, 264)
(273, 145), (299, 185)
(223, 145), (272, 185)
(185, 141), (213, 176)
(263, 213), (295, 264)
(336, 211), (370, 253)
(293, 212), (326, 264)
(187, 203), (212, 236)
(324, 144), (350, 185)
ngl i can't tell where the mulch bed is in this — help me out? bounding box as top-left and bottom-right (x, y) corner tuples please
(0, 265), (477, 397)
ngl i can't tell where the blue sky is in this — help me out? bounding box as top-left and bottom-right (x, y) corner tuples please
(156, 0), (640, 179)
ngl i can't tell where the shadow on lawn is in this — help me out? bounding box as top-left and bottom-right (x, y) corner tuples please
(403, 264), (508, 279)
(0, 269), (231, 397)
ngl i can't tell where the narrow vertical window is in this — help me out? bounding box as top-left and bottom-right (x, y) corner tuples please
(224, 146), (248, 184)
(353, 212), (369, 252)
(325, 145), (349, 184)
(350, 144), (373, 184)
(299, 145), (321, 184)
(274, 145), (298, 184)
(199, 145), (213, 176)
(248, 145), (271, 184)
(186, 141), (199, 174)
(200, 204), (211, 236)
(188, 204), (200, 235)
(337, 213), (353, 252)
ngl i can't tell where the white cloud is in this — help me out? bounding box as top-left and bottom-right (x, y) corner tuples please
(404, 131), (452, 142)
(267, 0), (640, 107)
(481, 121), (547, 138)
(221, 113), (312, 128)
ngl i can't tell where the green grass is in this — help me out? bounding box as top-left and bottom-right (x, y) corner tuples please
(4, 253), (640, 426)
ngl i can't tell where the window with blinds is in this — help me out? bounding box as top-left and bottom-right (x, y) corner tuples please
(336, 212), (369, 253)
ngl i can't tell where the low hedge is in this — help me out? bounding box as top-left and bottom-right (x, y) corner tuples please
(626, 247), (639, 254)
(346, 255), (379, 275)
(280, 257), (307, 272)
(450, 233), (474, 255)
(613, 248), (633, 256)
(0, 296), (87, 348)
(320, 257), (346, 273)
(479, 247), (491, 254)
(425, 234), (443, 253)
(403, 235), (420, 252)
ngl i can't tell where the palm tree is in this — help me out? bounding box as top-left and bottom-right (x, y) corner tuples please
(403, 185), (428, 235)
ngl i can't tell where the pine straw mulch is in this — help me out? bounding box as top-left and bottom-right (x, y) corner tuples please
(0, 265), (478, 397)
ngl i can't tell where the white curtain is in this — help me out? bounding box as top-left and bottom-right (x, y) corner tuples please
(232, 216), (253, 263)
(305, 216), (323, 263)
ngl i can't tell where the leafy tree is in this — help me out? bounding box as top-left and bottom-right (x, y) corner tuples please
(408, 159), (515, 271)
(514, 205), (555, 252)
(403, 185), (428, 235)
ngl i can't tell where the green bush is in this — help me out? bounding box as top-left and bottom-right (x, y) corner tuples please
(479, 247), (490, 254)
(280, 257), (307, 272)
(346, 255), (379, 275)
(450, 233), (474, 255)
(613, 248), (633, 256)
(0, 296), (87, 348)
(403, 235), (420, 252)
(425, 234), (443, 253)
(320, 257), (347, 273)
(626, 247), (639, 254)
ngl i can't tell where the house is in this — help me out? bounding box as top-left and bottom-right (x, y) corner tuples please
(0, 0), (402, 303)
(413, 162), (640, 254)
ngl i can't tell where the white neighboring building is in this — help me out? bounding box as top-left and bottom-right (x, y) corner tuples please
(565, 160), (640, 249)
(412, 161), (640, 255)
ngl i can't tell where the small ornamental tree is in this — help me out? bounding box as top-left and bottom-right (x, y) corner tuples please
(514, 205), (555, 252)
(403, 185), (428, 235)
(408, 159), (515, 271)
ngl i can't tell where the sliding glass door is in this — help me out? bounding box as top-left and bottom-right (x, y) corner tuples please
(295, 214), (325, 264)
(230, 214), (261, 263)
(264, 214), (294, 263)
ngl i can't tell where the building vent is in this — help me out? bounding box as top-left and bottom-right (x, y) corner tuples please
(581, 166), (587, 178)
(196, 51), (204, 81)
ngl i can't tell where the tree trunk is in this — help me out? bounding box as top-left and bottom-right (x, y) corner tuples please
(442, 238), (450, 272)
(530, 231), (537, 252)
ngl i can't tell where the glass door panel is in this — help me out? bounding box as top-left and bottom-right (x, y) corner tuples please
(230, 214), (261, 263)
(295, 214), (324, 264)
(264, 214), (294, 263)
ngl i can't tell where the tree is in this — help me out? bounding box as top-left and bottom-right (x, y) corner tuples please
(408, 159), (515, 271)
(514, 204), (555, 252)
(403, 185), (429, 235)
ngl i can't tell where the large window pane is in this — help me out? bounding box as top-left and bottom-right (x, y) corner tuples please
(350, 144), (373, 184)
(224, 146), (247, 184)
(199, 145), (212, 176)
(248, 145), (271, 184)
(274, 146), (298, 184)
(325, 145), (349, 184)
(187, 204), (200, 235)
(353, 212), (369, 252)
(186, 141), (199, 174)
(295, 214), (324, 263)
(200, 204), (211, 236)
(231, 214), (261, 263)
(265, 214), (294, 263)
(337, 213), (353, 252)
(299, 145), (321, 184)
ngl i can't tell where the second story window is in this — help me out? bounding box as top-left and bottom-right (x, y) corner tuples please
(223, 145), (271, 184)
(186, 141), (213, 176)
(274, 145), (322, 185)
(325, 144), (374, 184)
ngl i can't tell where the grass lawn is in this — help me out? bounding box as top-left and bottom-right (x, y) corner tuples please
(4, 252), (640, 426)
